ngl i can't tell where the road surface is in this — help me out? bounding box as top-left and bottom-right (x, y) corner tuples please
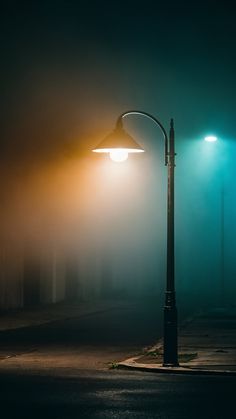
(0, 369), (235, 418)
(0, 299), (232, 418)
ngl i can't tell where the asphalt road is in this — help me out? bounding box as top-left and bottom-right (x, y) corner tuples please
(0, 369), (235, 419)
(0, 299), (232, 419)
(0, 299), (163, 369)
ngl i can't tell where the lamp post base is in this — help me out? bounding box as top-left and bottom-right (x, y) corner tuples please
(163, 293), (179, 367)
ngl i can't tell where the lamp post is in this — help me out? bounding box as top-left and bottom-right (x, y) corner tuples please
(93, 111), (178, 367)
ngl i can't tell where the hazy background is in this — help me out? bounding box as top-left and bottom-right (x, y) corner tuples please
(0, 0), (235, 310)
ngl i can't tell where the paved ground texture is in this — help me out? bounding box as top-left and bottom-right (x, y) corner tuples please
(0, 299), (163, 372)
(119, 308), (236, 375)
(0, 369), (235, 419)
(0, 301), (236, 418)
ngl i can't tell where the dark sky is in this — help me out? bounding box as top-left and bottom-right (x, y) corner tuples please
(1, 0), (236, 165)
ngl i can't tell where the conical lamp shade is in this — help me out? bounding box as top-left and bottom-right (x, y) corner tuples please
(93, 126), (144, 153)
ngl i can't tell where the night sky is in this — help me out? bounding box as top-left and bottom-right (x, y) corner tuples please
(0, 0), (236, 307)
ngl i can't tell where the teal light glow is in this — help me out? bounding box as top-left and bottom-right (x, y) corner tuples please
(204, 135), (218, 142)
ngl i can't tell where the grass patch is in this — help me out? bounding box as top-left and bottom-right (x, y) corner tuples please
(108, 361), (119, 369)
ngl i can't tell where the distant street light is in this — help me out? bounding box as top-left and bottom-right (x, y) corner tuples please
(204, 135), (218, 142)
(93, 111), (179, 367)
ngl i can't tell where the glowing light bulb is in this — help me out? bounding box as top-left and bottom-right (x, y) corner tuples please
(109, 149), (129, 162)
(204, 135), (218, 142)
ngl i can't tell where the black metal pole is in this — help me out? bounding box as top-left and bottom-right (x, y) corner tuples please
(115, 111), (179, 367)
(163, 118), (178, 366)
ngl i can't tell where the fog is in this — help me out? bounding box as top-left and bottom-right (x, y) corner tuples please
(1, 112), (235, 311)
(0, 115), (167, 306)
(0, 1), (236, 312)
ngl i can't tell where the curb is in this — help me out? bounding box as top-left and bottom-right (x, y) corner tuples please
(117, 360), (236, 376)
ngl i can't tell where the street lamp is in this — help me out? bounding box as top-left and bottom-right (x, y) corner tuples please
(93, 110), (178, 367)
(204, 135), (218, 143)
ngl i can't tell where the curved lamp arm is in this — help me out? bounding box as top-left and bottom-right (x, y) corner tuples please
(116, 110), (170, 166)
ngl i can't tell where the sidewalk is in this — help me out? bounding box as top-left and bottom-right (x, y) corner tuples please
(0, 300), (125, 332)
(118, 307), (236, 375)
